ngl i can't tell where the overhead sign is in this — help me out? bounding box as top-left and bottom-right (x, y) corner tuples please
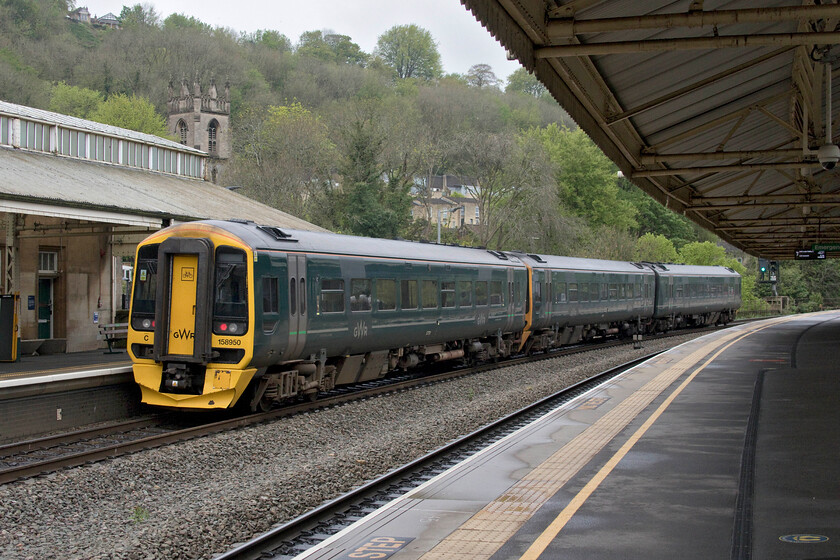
(795, 250), (826, 260)
(812, 243), (840, 251)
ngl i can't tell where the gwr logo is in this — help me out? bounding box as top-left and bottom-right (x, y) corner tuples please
(173, 328), (195, 339)
(181, 267), (195, 281)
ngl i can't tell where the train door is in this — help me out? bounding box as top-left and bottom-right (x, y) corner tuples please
(154, 237), (213, 363)
(505, 267), (516, 332)
(286, 254), (308, 360)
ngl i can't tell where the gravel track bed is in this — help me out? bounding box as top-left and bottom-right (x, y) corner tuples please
(0, 334), (707, 559)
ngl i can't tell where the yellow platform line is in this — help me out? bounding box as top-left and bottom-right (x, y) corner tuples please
(419, 316), (795, 560)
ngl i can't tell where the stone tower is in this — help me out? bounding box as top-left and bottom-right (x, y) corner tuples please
(167, 78), (231, 184)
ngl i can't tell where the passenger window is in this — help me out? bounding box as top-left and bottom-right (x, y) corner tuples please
(300, 279), (306, 314)
(441, 281), (456, 308)
(490, 281), (503, 306)
(290, 278), (297, 315)
(619, 284), (625, 299)
(400, 279), (418, 309)
(319, 278), (344, 313)
(515, 281), (522, 306)
(556, 282), (566, 303)
(262, 277), (278, 313)
(459, 281), (473, 307)
(609, 284), (618, 299)
(475, 281), (488, 306)
(591, 283), (600, 301)
(579, 283), (589, 302)
(422, 280), (438, 308)
(351, 279), (372, 311)
(568, 283), (578, 302)
(534, 281), (542, 303)
(377, 279), (396, 311)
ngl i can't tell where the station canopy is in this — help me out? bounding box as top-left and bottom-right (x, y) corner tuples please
(465, 0), (840, 259)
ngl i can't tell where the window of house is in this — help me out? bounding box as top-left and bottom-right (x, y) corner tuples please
(319, 279), (344, 313)
(351, 279), (372, 311)
(377, 279), (396, 310)
(38, 251), (57, 274)
(400, 279), (418, 309)
(178, 120), (188, 145)
(422, 280), (438, 308)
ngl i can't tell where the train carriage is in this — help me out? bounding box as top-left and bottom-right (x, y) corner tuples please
(520, 254), (656, 351)
(129, 220), (529, 410)
(647, 263), (741, 330)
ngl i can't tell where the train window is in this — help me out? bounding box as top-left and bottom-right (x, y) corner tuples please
(591, 283), (600, 302)
(568, 283), (578, 302)
(300, 279), (306, 315)
(441, 281), (456, 308)
(634, 283), (641, 299)
(555, 282), (566, 303)
(476, 281), (488, 306)
(214, 248), (248, 334)
(400, 279), (418, 309)
(609, 284), (617, 299)
(290, 278), (297, 315)
(675, 284), (683, 298)
(320, 279), (345, 313)
(422, 280), (438, 308)
(490, 281), (503, 306)
(262, 277), (278, 313)
(377, 279), (396, 311)
(459, 281), (473, 307)
(351, 279), (372, 311)
(534, 281), (542, 303)
(130, 244), (158, 331)
(515, 281), (522, 306)
(579, 283), (589, 302)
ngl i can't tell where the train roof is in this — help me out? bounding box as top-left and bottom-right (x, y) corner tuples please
(644, 263), (741, 278)
(520, 253), (654, 275)
(186, 220), (529, 268)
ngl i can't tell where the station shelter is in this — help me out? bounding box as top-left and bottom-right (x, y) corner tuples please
(0, 100), (324, 354)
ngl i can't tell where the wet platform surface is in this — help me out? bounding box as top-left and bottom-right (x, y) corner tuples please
(295, 311), (840, 560)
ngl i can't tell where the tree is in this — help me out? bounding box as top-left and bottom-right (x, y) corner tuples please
(635, 233), (678, 263)
(375, 24), (441, 80)
(49, 82), (103, 118)
(230, 102), (338, 225)
(118, 3), (160, 28)
(466, 64), (499, 89)
(163, 13), (211, 31)
(297, 30), (367, 66)
(528, 124), (637, 230)
(505, 68), (548, 98)
(678, 241), (734, 266)
(88, 93), (169, 136)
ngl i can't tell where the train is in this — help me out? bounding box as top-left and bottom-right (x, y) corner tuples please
(127, 219), (741, 411)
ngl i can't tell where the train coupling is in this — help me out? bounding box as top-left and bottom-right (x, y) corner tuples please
(162, 363), (201, 393)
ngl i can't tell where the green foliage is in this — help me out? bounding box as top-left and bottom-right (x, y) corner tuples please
(297, 30), (366, 66)
(243, 29), (291, 52)
(635, 233), (678, 263)
(617, 177), (696, 246)
(163, 13), (210, 31)
(118, 4), (159, 28)
(505, 68), (548, 98)
(528, 124), (637, 230)
(88, 93), (169, 136)
(49, 82), (103, 118)
(375, 24), (442, 80)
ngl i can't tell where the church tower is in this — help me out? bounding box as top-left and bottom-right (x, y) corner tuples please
(167, 78), (231, 184)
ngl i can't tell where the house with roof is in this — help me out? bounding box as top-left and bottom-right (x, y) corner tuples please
(0, 100), (325, 353)
(411, 175), (481, 230)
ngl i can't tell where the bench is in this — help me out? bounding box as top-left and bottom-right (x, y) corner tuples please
(97, 322), (128, 354)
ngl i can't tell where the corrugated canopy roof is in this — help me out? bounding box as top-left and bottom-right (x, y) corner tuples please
(0, 147), (327, 231)
(465, 0), (840, 258)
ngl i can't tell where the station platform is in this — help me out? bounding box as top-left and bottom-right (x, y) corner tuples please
(295, 311), (840, 560)
(0, 349), (136, 443)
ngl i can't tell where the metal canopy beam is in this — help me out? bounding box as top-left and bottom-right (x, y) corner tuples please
(546, 5), (840, 37)
(536, 32), (840, 58)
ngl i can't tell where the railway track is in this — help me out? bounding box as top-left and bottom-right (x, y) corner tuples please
(0, 323), (745, 486)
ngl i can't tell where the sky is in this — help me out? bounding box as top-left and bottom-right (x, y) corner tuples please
(79, 0), (524, 81)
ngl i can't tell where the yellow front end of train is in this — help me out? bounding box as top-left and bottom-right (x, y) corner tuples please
(127, 222), (258, 409)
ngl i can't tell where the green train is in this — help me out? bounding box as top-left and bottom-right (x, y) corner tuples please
(128, 220), (740, 410)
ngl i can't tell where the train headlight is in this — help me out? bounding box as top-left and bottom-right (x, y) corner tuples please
(228, 323), (238, 334)
(142, 318), (152, 329)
